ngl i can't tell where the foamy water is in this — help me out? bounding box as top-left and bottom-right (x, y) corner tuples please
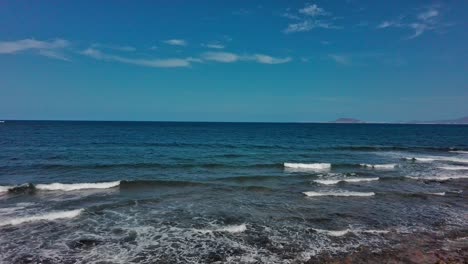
(36, 181), (121, 191)
(313, 178), (379, 185)
(284, 162), (331, 171)
(303, 191), (375, 197)
(0, 209), (83, 227)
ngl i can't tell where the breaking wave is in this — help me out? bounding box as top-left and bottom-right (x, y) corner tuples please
(360, 164), (397, 170)
(284, 163), (331, 171)
(0, 209), (83, 227)
(313, 178), (379, 185)
(303, 191), (375, 197)
(36, 181), (121, 191)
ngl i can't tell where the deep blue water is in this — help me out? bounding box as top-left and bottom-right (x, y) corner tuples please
(1, 121), (467, 263)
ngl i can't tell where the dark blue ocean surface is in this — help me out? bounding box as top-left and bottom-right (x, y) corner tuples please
(1, 121), (467, 263)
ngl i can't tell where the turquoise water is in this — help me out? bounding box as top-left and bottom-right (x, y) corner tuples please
(1, 121), (467, 263)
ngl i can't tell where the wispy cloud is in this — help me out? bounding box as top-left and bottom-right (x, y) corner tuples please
(299, 3), (326, 17)
(201, 52), (239, 63)
(282, 3), (338, 33)
(91, 43), (136, 52)
(38, 50), (70, 61)
(0, 38), (70, 61)
(329, 54), (350, 65)
(201, 43), (225, 49)
(82, 48), (195, 68)
(163, 39), (187, 46)
(201, 52), (291, 64)
(377, 5), (447, 39)
(284, 20), (337, 33)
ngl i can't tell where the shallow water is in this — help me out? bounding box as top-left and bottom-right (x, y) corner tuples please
(1, 121), (467, 263)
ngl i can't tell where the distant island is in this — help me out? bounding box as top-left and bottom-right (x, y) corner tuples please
(330, 116), (468, 124)
(331, 118), (365, 124)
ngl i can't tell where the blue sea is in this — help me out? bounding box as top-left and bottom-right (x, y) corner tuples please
(1, 121), (467, 263)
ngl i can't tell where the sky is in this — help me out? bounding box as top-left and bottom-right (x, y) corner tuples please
(0, 0), (467, 122)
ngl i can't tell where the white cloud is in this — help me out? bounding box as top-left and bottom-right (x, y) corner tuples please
(38, 50), (70, 61)
(299, 3), (326, 17)
(202, 52), (291, 64)
(329, 54), (350, 65)
(91, 43), (136, 52)
(284, 20), (336, 33)
(82, 48), (194, 68)
(377, 6), (445, 39)
(202, 43), (225, 49)
(201, 52), (239, 63)
(163, 39), (187, 46)
(0, 38), (69, 54)
(283, 3), (337, 33)
(249, 54), (291, 64)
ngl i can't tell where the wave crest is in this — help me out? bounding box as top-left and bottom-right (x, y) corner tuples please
(0, 209), (83, 227)
(303, 191), (375, 197)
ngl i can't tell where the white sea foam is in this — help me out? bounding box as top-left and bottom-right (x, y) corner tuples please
(406, 175), (468, 181)
(35, 181), (121, 191)
(360, 164), (397, 170)
(0, 186), (13, 193)
(284, 163), (331, 171)
(406, 156), (468, 164)
(196, 224), (247, 234)
(215, 224), (247, 233)
(404, 157), (436, 162)
(0, 209), (83, 227)
(450, 150), (468, 154)
(428, 192), (446, 196)
(303, 191), (375, 197)
(312, 228), (389, 237)
(438, 166), (468, 170)
(313, 228), (350, 237)
(313, 178), (379, 185)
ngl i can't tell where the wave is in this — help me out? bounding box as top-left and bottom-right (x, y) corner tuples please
(450, 150), (468, 154)
(0, 209), (83, 227)
(333, 146), (461, 152)
(427, 192), (446, 196)
(36, 181), (121, 191)
(0, 185), (13, 193)
(404, 157), (436, 162)
(406, 175), (468, 182)
(312, 228), (389, 237)
(313, 178), (379, 185)
(438, 166), (468, 170)
(284, 163), (331, 171)
(405, 156), (468, 164)
(196, 224), (247, 234)
(303, 191), (375, 197)
(360, 164), (397, 170)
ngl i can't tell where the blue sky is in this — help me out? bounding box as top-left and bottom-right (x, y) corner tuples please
(0, 0), (467, 122)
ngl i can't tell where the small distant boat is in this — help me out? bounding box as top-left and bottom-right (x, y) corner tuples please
(0, 121), (5, 123)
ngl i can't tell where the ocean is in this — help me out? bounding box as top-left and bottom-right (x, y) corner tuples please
(0, 121), (467, 263)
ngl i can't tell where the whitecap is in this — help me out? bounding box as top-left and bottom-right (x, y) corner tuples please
(313, 228), (350, 237)
(312, 228), (389, 237)
(303, 191), (375, 197)
(404, 157), (436, 162)
(313, 178), (379, 185)
(0, 186), (13, 193)
(0, 209), (84, 227)
(284, 163), (331, 171)
(215, 224), (247, 233)
(450, 150), (468, 154)
(196, 224), (247, 234)
(406, 175), (468, 181)
(427, 192), (445, 196)
(360, 164), (397, 170)
(36, 181), (121, 191)
(438, 166), (468, 170)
